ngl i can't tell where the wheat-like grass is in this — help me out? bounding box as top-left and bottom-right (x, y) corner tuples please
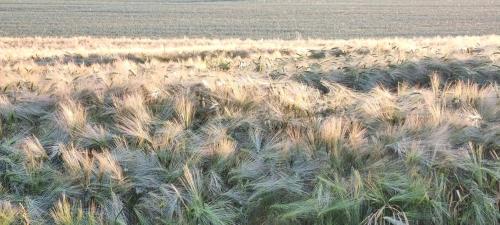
(0, 36), (498, 225)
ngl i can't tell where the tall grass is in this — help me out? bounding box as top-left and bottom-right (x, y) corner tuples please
(0, 36), (499, 224)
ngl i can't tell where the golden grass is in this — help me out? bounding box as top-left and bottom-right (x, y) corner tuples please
(0, 36), (498, 225)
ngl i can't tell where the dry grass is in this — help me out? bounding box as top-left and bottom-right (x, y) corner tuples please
(0, 36), (499, 225)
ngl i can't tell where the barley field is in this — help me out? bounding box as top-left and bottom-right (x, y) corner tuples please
(0, 36), (499, 224)
(1, 0), (499, 39)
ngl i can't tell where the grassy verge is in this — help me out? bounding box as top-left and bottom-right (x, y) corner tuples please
(0, 36), (499, 225)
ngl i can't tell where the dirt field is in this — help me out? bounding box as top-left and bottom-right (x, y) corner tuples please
(1, 0), (499, 39)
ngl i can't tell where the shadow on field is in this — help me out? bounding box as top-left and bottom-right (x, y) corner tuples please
(32, 50), (270, 66)
(295, 57), (500, 93)
(33, 54), (117, 66)
(31, 52), (499, 93)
